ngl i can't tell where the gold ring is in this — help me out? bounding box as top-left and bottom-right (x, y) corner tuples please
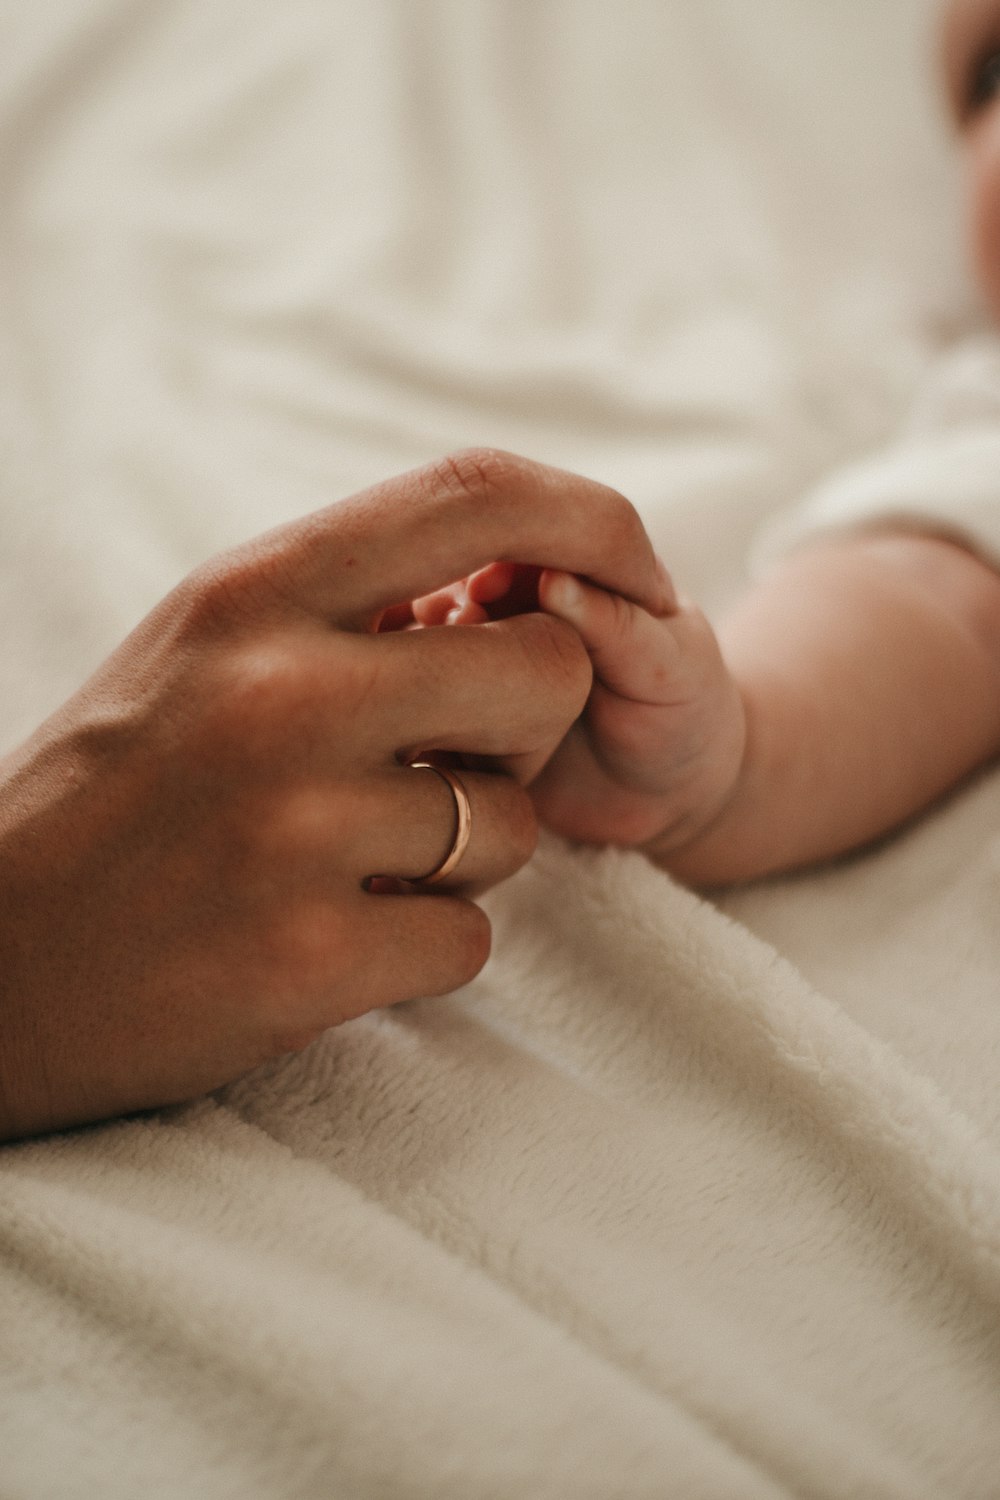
(410, 761), (473, 884)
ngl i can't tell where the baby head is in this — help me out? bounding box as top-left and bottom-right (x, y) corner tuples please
(943, 0), (1000, 316)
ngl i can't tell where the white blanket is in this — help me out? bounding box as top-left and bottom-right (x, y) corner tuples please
(3, 3), (1000, 1495)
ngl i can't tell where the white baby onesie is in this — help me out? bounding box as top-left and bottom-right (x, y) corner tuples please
(753, 338), (1000, 573)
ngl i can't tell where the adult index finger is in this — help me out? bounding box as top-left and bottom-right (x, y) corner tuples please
(355, 611), (593, 766)
(252, 450), (670, 629)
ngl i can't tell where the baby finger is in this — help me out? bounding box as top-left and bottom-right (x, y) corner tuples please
(538, 569), (683, 703)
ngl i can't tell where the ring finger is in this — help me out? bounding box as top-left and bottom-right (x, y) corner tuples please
(359, 762), (538, 890)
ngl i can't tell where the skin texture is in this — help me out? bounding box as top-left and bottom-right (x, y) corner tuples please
(661, 532), (1000, 883)
(8, 2), (1000, 1139)
(413, 3), (1000, 887)
(417, 534), (1000, 885)
(0, 449), (669, 1141)
(415, 561), (746, 851)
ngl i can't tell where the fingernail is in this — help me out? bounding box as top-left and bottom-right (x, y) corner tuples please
(548, 571), (584, 618)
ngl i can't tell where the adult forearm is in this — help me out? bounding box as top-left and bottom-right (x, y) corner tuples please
(657, 532), (1000, 886)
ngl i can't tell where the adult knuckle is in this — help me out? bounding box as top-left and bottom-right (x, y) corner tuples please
(220, 641), (304, 722)
(255, 785), (338, 864)
(190, 638), (380, 797)
(174, 543), (301, 642)
(172, 556), (262, 639)
(267, 903), (340, 991)
(191, 641), (313, 767)
(426, 447), (521, 509)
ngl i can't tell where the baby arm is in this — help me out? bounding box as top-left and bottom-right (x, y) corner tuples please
(418, 531), (1000, 886)
(414, 561), (746, 853)
(665, 530), (1000, 884)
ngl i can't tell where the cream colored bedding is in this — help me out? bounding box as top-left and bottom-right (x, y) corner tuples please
(2, 3), (1000, 1495)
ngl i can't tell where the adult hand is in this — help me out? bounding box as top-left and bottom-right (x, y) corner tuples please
(0, 450), (666, 1141)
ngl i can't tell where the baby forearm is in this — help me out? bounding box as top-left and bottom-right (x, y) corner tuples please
(656, 532), (1000, 886)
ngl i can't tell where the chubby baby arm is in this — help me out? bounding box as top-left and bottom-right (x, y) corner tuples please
(539, 532), (1000, 886)
(415, 559), (748, 853)
(664, 530), (1000, 885)
(417, 530), (1000, 888)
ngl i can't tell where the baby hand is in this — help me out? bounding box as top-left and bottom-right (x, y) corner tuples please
(414, 562), (747, 859)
